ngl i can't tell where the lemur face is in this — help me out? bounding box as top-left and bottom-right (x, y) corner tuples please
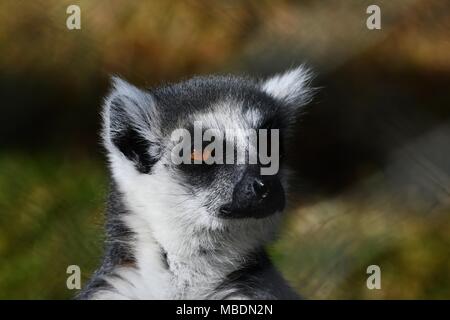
(103, 67), (312, 228)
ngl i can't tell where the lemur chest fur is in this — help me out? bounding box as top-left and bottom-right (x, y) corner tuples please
(93, 233), (249, 299)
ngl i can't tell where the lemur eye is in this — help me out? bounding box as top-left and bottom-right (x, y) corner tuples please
(191, 148), (211, 162)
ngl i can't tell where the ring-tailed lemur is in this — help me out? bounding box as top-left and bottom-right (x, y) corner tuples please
(78, 66), (313, 300)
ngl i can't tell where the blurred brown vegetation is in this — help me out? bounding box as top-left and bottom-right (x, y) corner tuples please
(0, 0), (449, 299)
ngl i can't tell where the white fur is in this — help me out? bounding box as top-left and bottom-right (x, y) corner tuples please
(262, 65), (313, 107)
(194, 99), (261, 165)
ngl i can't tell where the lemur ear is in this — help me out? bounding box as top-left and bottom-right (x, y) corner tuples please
(261, 65), (314, 116)
(102, 76), (161, 174)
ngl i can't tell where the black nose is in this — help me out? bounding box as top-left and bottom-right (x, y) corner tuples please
(252, 178), (269, 199)
(218, 171), (285, 219)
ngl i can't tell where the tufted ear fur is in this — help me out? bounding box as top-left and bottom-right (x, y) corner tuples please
(102, 77), (161, 174)
(261, 65), (314, 117)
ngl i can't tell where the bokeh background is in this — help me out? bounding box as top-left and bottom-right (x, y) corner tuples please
(0, 0), (449, 299)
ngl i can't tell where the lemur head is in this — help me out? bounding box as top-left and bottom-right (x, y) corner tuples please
(102, 67), (313, 234)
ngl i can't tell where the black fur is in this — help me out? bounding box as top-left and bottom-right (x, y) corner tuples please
(109, 97), (158, 173)
(215, 250), (300, 300)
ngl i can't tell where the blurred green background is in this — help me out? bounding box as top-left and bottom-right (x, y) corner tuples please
(0, 0), (449, 299)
